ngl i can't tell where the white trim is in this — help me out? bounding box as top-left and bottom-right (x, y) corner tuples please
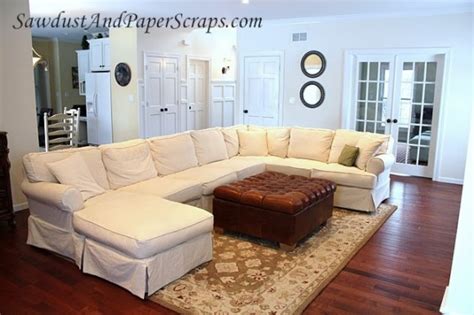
(186, 55), (212, 130)
(13, 202), (28, 212)
(436, 176), (463, 185)
(238, 51), (285, 126)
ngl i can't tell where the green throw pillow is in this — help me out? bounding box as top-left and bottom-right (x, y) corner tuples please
(338, 145), (359, 167)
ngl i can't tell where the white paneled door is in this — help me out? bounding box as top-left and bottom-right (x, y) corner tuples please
(350, 52), (445, 177)
(144, 54), (179, 137)
(187, 59), (209, 130)
(242, 55), (281, 126)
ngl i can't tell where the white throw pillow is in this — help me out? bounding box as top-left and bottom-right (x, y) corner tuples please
(47, 153), (106, 201)
(288, 127), (335, 162)
(355, 135), (385, 170)
(238, 130), (268, 156)
(191, 128), (229, 165)
(22, 147), (110, 189)
(267, 128), (290, 158)
(100, 140), (158, 189)
(221, 125), (247, 158)
(148, 133), (199, 175)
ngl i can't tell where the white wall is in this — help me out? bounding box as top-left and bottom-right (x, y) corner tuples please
(0, 0), (39, 208)
(440, 105), (474, 314)
(237, 12), (473, 183)
(110, 28), (140, 142)
(137, 28), (236, 81)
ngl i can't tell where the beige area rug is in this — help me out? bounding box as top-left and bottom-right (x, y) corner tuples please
(150, 203), (397, 314)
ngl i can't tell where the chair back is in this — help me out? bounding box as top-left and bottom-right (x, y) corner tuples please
(43, 107), (80, 151)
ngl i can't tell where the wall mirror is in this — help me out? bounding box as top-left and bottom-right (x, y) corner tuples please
(300, 81), (325, 108)
(301, 50), (326, 78)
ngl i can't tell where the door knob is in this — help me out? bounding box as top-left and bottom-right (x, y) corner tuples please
(243, 110), (248, 114)
(165, 108), (168, 112)
(189, 106), (191, 110)
(393, 119), (398, 124)
(386, 118), (392, 123)
(160, 108), (164, 112)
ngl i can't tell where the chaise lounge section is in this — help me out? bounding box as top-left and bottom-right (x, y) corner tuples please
(21, 125), (394, 298)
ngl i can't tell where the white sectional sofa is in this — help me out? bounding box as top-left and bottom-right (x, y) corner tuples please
(21, 125), (394, 298)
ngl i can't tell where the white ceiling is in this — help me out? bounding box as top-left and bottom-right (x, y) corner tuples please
(29, 0), (474, 42)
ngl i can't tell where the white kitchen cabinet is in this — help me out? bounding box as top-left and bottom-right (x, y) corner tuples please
(88, 38), (110, 72)
(76, 50), (90, 95)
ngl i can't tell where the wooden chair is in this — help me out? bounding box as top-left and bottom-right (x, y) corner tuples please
(43, 108), (80, 151)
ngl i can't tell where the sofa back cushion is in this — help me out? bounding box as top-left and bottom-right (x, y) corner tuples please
(23, 146), (110, 189)
(221, 125), (247, 158)
(148, 132), (199, 175)
(100, 139), (157, 189)
(248, 126), (290, 158)
(237, 130), (268, 156)
(288, 127), (335, 162)
(191, 128), (228, 165)
(328, 129), (391, 163)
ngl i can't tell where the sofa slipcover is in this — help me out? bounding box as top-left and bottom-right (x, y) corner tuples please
(73, 191), (213, 259)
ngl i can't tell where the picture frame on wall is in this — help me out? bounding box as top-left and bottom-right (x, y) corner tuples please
(72, 66), (79, 89)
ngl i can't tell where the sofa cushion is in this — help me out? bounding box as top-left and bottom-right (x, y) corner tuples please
(267, 128), (290, 158)
(288, 127), (334, 162)
(74, 191), (213, 259)
(355, 135), (386, 170)
(328, 129), (391, 163)
(118, 177), (202, 203)
(311, 163), (377, 189)
(191, 128), (228, 165)
(208, 158), (266, 180)
(265, 158), (324, 177)
(23, 146), (110, 189)
(237, 130), (268, 156)
(100, 140), (157, 189)
(167, 165), (238, 195)
(221, 125), (247, 158)
(148, 132), (199, 175)
(47, 153), (106, 201)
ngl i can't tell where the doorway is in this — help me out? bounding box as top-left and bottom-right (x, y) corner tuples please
(344, 50), (447, 178)
(187, 57), (210, 130)
(144, 53), (180, 137)
(240, 53), (283, 126)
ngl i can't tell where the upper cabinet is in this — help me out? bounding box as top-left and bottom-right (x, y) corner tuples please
(88, 38), (110, 72)
(76, 50), (90, 95)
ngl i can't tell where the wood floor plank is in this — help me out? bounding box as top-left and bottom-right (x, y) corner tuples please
(0, 175), (461, 314)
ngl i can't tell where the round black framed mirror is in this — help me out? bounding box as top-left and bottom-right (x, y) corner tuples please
(301, 50), (326, 78)
(114, 62), (132, 87)
(300, 81), (325, 108)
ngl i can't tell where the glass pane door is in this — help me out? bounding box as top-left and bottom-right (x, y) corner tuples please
(355, 60), (392, 135)
(390, 55), (443, 177)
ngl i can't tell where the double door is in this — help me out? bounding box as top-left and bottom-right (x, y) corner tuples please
(144, 55), (179, 137)
(351, 52), (445, 177)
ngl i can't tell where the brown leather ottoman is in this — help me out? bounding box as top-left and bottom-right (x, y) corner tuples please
(213, 171), (336, 250)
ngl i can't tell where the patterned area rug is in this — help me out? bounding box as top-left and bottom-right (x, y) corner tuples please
(150, 203), (397, 314)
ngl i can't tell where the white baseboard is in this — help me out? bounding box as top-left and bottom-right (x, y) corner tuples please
(13, 202), (28, 212)
(435, 176), (464, 185)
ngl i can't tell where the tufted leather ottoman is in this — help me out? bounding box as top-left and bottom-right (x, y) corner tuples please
(213, 171), (336, 250)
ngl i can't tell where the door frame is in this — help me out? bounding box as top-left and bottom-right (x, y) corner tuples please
(186, 55), (212, 130)
(143, 51), (181, 137)
(342, 48), (451, 181)
(238, 51), (285, 126)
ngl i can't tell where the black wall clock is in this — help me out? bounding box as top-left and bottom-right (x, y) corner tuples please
(114, 63), (131, 87)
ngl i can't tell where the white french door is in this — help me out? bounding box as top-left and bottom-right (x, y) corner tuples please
(187, 58), (209, 130)
(242, 54), (282, 126)
(144, 53), (179, 138)
(349, 51), (445, 178)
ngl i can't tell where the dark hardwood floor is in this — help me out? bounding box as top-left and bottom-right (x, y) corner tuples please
(0, 176), (461, 314)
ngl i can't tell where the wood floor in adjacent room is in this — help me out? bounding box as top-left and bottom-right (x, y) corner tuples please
(0, 176), (461, 314)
